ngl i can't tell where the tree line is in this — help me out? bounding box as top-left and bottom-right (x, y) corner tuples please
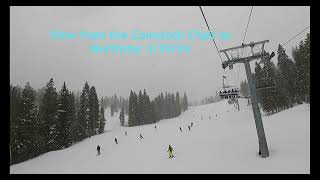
(127, 90), (188, 127)
(10, 79), (106, 165)
(100, 94), (129, 116)
(253, 33), (310, 114)
(199, 94), (222, 106)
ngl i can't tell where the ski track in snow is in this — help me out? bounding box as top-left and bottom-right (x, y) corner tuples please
(10, 99), (310, 174)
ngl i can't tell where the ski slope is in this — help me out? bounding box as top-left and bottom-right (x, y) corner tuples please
(10, 99), (310, 174)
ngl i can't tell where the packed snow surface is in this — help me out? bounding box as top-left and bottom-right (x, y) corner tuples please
(10, 99), (310, 174)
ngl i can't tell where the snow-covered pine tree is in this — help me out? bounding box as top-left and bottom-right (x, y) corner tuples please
(128, 91), (134, 127)
(124, 98), (129, 115)
(40, 78), (59, 152)
(56, 82), (72, 149)
(274, 68), (289, 111)
(137, 90), (144, 125)
(99, 106), (106, 134)
(143, 89), (151, 124)
(133, 92), (139, 126)
(78, 82), (90, 139)
(17, 82), (40, 162)
(113, 94), (119, 112)
(153, 96), (160, 122)
(68, 91), (78, 144)
(150, 100), (156, 123)
(261, 60), (279, 114)
(181, 92), (188, 112)
(160, 93), (165, 119)
(88, 86), (100, 136)
(175, 92), (181, 116)
(119, 107), (125, 126)
(292, 33), (310, 103)
(164, 93), (169, 118)
(10, 85), (23, 165)
(170, 93), (175, 118)
(277, 44), (298, 108)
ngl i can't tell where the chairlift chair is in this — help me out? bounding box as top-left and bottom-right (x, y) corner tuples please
(256, 77), (276, 90)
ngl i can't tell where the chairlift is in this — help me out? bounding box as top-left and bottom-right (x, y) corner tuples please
(218, 86), (240, 99)
(256, 77), (276, 90)
(217, 76), (240, 99)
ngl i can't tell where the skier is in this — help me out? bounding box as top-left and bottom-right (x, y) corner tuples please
(125, 131), (127, 136)
(97, 145), (101, 155)
(191, 122), (193, 127)
(155, 125), (157, 129)
(188, 125), (191, 131)
(179, 126), (182, 132)
(140, 133), (144, 139)
(167, 145), (174, 158)
(115, 138), (118, 144)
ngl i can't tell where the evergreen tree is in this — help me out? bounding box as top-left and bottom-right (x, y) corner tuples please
(78, 82), (90, 139)
(16, 83), (40, 162)
(164, 93), (169, 118)
(88, 86), (100, 136)
(99, 106), (106, 134)
(181, 92), (188, 112)
(292, 33), (310, 103)
(100, 97), (105, 110)
(169, 93), (175, 118)
(40, 78), (58, 152)
(119, 107), (125, 126)
(133, 92), (139, 126)
(128, 91), (134, 127)
(137, 90), (144, 125)
(160, 93), (165, 120)
(257, 61), (279, 114)
(10, 85), (23, 164)
(128, 91), (139, 127)
(153, 96), (161, 122)
(150, 100), (156, 123)
(175, 92), (181, 116)
(143, 89), (151, 124)
(68, 92), (77, 144)
(113, 94), (119, 112)
(277, 44), (297, 107)
(56, 82), (72, 149)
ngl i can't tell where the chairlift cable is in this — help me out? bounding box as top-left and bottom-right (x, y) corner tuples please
(199, 6), (227, 76)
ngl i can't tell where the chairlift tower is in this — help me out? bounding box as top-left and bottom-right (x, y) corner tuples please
(220, 40), (274, 158)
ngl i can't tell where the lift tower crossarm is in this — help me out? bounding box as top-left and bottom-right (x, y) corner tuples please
(220, 40), (269, 54)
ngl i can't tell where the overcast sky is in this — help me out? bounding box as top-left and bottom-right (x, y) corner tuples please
(10, 6), (310, 102)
